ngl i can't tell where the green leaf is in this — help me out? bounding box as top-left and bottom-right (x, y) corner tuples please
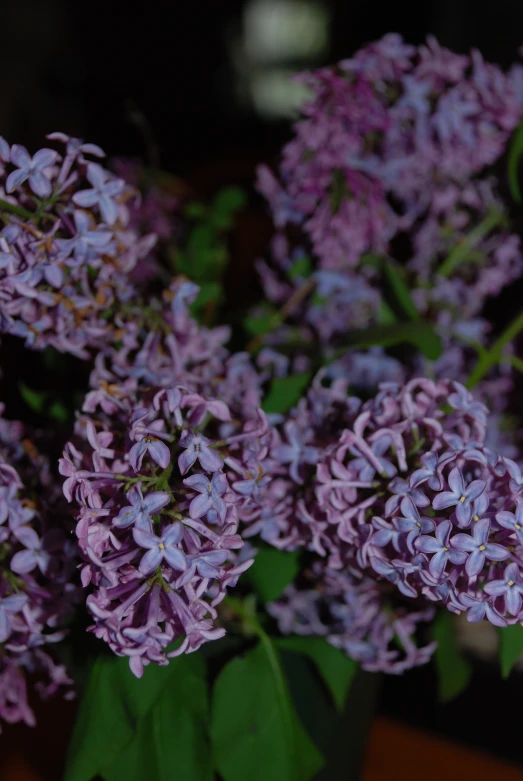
(262, 372), (312, 414)
(48, 401), (70, 422)
(508, 120), (523, 202)
(65, 652), (210, 781)
(377, 299), (399, 326)
(211, 186), (246, 228)
(64, 656), (134, 781)
(362, 254), (419, 322)
(244, 311), (277, 337)
(190, 281), (224, 317)
(338, 322), (442, 361)
(103, 653), (213, 781)
(18, 381), (46, 413)
(276, 636), (357, 713)
(288, 255), (312, 281)
(498, 624), (523, 678)
(438, 209), (504, 278)
(184, 201), (208, 220)
(248, 548), (300, 603)
(211, 643), (323, 781)
(382, 262), (419, 322)
(433, 611), (472, 703)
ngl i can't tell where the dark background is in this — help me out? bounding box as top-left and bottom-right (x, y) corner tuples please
(1, 0), (523, 774)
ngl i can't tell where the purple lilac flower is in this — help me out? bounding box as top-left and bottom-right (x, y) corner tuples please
(6, 145), (59, 198)
(432, 467), (486, 527)
(113, 485), (170, 529)
(0, 134), (155, 359)
(0, 405), (75, 729)
(452, 519), (509, 577)
(72, 162), (125, 225)
(183, 472), (228, 521)
(63, 358), (269, 675)
(133, 524), (187, 574)
(484, 563), (523, 616)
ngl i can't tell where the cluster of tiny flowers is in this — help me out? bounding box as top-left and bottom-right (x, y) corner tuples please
(61, 367), (273, 677)
(0, 134), (156, 358)
(269, 567), (436, 674)
(87, 277), (264, 428)
(257, 34), (522, 270)
(0, 405), (75, 729)
(264, 376), (512, 671)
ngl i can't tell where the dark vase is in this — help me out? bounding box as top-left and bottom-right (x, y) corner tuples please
(281, 652), (381, 781)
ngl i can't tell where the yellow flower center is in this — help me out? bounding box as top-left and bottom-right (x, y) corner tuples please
(479, 545), (486, 551)
(508, 580), (515, 586)
(473, 514), (479, 522)
(159, 542), (165, 550)
(459, 496), (466, 503)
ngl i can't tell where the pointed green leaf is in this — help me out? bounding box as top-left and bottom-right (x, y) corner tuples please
(262, 372), (312, 414)
(276, 636), (357, 712)
(248, 549), (300, 603)
(49, 400), (70, 422)
(339, 322), (442, 360)
(244, 311), (277, 337)
(383, 262), (419, 321)
(211, 186), (246, 228)
(288, 255), (312, 281)
(64, 656), (134, 781)
(498, 624), (523, 678)
(65, 652), (209, 781)
(211, 643), (323, 781)
(18, 381), (46, 413)
(433, 611), (472, 702)
(508, 120), (523, 202)
(103, 653), (213, 781)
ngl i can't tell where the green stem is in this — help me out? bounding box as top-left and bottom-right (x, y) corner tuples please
(156, 461), (174, 493)
(438, 209), (505, 278)
(224, 596), (298, 778)
(0, 198), (35, 221)
(247, 278), (316, 353)
(508, 354), (523, 374)
(466, 309), (523, 389)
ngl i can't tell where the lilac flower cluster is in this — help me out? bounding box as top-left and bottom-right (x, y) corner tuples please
(0, 404), (74, 729)
(0, 134), (155, 358)
(265, 376), (522, 671)
(87, 277), (264, 428)
(61, 368), (272, 677)
(258, 34), (522, 269)
(253, 36), (523, 431)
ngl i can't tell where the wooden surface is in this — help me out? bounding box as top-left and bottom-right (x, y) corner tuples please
(1, 715), (523, 780)
(363, 717), (523, 781)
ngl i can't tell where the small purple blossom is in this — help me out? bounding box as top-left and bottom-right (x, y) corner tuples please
(6, 145), (59, 198)
(452, 518), (509, 577)
(496, 501), (523, 544)
(432, 467), (486, 526)
(183, 472), (228, 521)
(178, 432), (223, 475)
(484, 562), (523, 616)
(72, 162), (125, 225)
(113, 486), (170, 529)
(129, 436), (171, 472)
(11, 527), (50, 575)
(133, 523), (187, 575)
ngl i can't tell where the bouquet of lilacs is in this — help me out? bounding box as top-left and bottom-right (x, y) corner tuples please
(2, 33), (523, 781)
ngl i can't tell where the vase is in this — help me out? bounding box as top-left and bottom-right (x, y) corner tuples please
(281, 652), (381, 781)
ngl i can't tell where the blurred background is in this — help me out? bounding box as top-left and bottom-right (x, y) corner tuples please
(1, 1), (523, 778)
